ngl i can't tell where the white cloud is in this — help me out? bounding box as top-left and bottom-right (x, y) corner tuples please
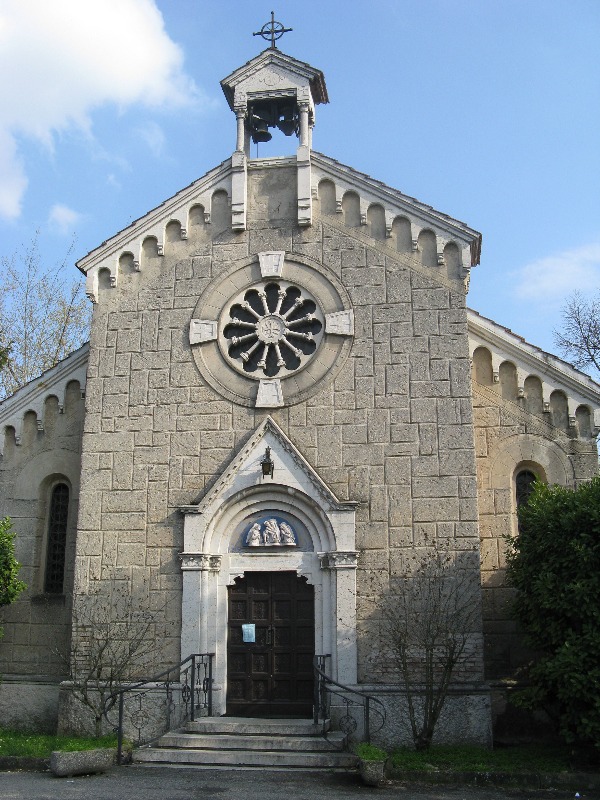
(0, 129), (27, 219)
(48, 204), (82, 235)
(513, 243), (600, 305)
(0, 0), (198, 220)
(106, 174), (122, 191)
(135, 121), (167, 157)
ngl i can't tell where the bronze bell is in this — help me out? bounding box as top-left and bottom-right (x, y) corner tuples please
(251, 117), (272, 144)
(277, 107), (297, 136)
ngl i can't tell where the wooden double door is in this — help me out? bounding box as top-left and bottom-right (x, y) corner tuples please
(227, 571), (314, 717)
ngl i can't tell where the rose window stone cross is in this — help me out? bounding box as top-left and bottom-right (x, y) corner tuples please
(222, 281), (324, 378)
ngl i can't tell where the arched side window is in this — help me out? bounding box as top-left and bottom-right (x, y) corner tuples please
(515, 469), (537, 509)
(44, 483), (69, 594)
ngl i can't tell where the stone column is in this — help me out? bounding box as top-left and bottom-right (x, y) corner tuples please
(180, 553), (222, 659)
(231, 106), (248, 231)
(235, 108), (246, 152)
(297, 102), (312, 228)
(320, 551), (358, 685)
(298, 102), (310, 147)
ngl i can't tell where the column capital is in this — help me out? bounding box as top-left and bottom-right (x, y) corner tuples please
(180, 553), (222, 571)
(319, 551), (358, 570)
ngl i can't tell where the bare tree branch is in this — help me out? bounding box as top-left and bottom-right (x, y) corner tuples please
(554, 291), (600, 377)
(367, 548), (481, 751)
(0, 235), (91, 400)
(61, 581), (163, 737)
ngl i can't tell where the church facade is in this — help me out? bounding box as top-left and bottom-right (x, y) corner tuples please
(1, 47), (599, 745)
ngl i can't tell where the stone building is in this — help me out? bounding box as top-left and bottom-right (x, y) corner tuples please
(0, 45), (598, 748)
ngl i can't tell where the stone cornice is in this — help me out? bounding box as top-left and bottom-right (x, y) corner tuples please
(247, 157), (296, 170)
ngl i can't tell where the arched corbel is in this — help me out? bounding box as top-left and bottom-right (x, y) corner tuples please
(167, 208), (189, 242)
(359, 197), (369, 226)
(85, 269), (99, 304)
(13, 418), (23, 447)
(541, 382), (553, 414)
(516, 368), (529, 401)
(385, 210), (394, 238)
(335, 185), (344, 214)
(567, 396), (578, 429)
(491, 353), (502, 384)
(196, 195), (212, 225)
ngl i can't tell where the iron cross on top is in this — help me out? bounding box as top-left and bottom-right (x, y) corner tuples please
(253, 11), (292, 49)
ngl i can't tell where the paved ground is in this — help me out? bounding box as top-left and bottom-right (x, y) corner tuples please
(0, 765), (589, 800)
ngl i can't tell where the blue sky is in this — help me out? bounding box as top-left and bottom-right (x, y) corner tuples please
(1, 0), (599, 357)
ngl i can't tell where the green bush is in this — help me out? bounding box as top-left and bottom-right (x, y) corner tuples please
(506, 477), (600, 751)
(0, 517), (26, 609)
(0, 517), (26, 652)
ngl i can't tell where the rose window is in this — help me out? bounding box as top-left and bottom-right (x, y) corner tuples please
(220, 281), (324, 378)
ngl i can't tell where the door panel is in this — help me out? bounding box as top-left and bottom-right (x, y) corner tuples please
(226, 571), (314, 717)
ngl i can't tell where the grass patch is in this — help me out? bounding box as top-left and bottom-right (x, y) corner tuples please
(355, 742), (388, 761)
(0, 727), (119, 759)
(389, 744), (573, 774)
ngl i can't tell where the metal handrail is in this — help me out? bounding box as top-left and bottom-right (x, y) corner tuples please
(313, 655), (386, 744)
(103, 652), (214, 764)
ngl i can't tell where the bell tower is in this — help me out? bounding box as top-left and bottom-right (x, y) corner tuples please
(220, 15), (328, 229)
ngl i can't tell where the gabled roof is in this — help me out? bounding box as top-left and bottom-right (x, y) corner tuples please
(76, 157), (233, 275)
(468, 308), (600, 427)
(76, 149), (482, 287)
(220, 48), (328, 108)
(0, 342), (89, 451)
(312, 152), (482, 265)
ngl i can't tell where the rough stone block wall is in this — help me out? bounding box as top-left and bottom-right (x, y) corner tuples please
(73, 164), (485, 694)
(0, 380), (84, 678)
(473, 379), (599, 681)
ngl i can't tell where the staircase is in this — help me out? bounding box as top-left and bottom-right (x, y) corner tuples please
(133, 717), (358, 770)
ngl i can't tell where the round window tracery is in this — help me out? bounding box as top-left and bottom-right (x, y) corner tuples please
(219, 280), (324, 378)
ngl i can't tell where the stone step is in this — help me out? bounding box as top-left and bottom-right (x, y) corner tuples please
(156, 731), (347, 752)
(133, 746), (358, 769)
(183, 717), (329, 736)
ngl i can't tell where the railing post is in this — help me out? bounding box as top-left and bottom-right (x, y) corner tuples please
(207, 654), (213, 717)
(117, 691), (124, 765)
(103, 654), (227, 755)
(313, 661), (319, 725)
(365, 696), (371, 744)
(190, 655), (196, 723)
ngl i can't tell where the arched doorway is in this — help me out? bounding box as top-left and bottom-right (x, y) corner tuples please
(179, 417), (359, 717)
(227, 571), (314, 717)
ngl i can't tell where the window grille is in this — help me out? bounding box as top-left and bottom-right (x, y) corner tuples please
(515, 469), (536, 509)
(44, 483), (69, 594)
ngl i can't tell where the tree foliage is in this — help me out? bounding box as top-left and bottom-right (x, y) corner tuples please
(369, 549), (481, 750)
(506, 477), (600, 751)
(0, 517), (27, 653)
(0, 517), (26, 609)
(554, 291), (600, 378)
(0, 236), (91, 400)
